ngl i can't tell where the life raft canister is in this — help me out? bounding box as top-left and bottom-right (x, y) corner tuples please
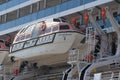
(41, 21), (46, 31)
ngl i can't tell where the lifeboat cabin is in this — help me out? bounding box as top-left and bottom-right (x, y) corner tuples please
(9, 18), (85, 63)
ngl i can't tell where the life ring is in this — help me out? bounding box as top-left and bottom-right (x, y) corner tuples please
(41, 21), (46, 31)
(41, 25), (46, 31)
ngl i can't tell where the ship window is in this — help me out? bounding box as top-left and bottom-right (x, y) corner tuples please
(0, 14), (6, 24)
(19, 5), (31, 17)
(39, 0), (45, 10)
(46, 0), (61, 8)
(45, 28), (51, 33)
(60, 25), (69, 30)
(6, 10), (18, 22)
(52, 26), (59, 31)
(32, 2), (39, 13)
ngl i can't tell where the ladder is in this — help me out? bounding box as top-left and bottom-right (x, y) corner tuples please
(88, 10), (109, 58)
(85, 24), (97, 62)
(86, 26), (96, 51)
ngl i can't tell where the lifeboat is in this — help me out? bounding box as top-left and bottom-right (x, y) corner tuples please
(9, 18), (85, 65)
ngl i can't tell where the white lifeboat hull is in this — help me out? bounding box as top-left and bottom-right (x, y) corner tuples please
(9, 31), (85, 61)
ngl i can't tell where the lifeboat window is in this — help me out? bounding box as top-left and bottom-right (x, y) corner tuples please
(26, 34), (31, 38)
(53, 19), (61, 22)
(60, 25), (69, 30)
(19, 27), (27, 34)
(16, 35), (29, 41)
(19, 24), (35, 35)
(32, 23), (42, 38)
(39, 30), (45, 35)
(52, 26), (59, 31)
(24, 24), (35, 34)
(21, 35), (25, 40)
(45, 28), (51, 33)
(16, 36), (21, 41)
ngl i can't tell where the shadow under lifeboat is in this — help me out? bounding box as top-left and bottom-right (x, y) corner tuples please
(9, 18), (85, 64)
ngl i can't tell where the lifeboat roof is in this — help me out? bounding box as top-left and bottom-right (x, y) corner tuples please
(17, 18), (67, 35)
